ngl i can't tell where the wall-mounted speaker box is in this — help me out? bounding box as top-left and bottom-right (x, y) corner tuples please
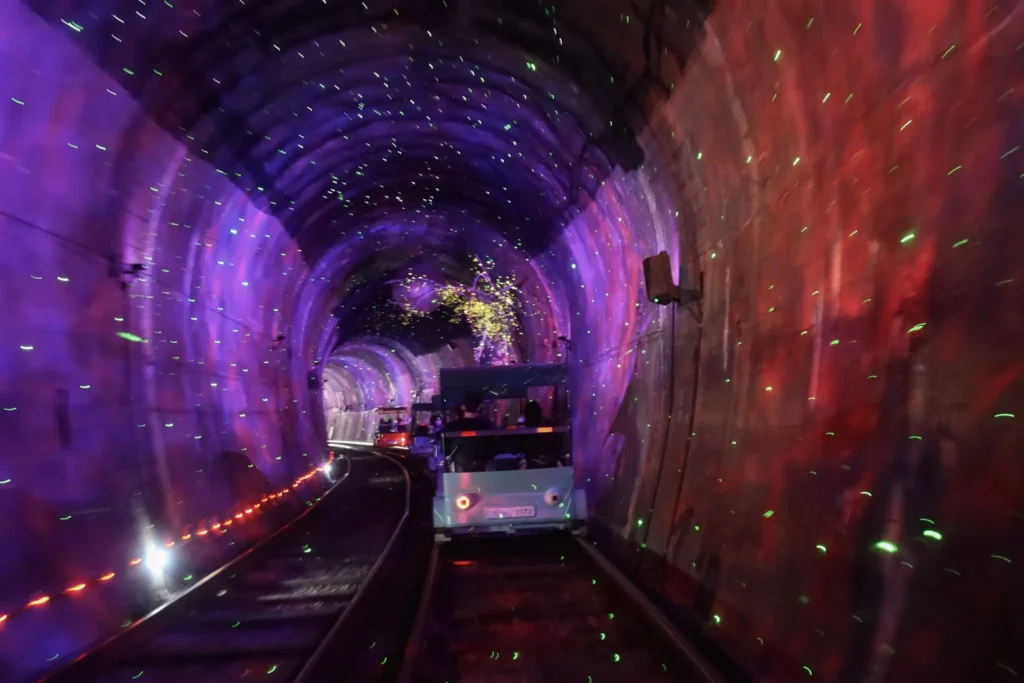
(643, 251), (678, 304)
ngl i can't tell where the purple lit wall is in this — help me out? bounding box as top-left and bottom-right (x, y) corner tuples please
(1, 0), (1021, 681)
(0, 3), (330, 679)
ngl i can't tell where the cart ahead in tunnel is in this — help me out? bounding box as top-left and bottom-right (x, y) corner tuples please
(408, 400), (438, 458)
(432, 363), (587, 540)
(373, 406), (410, 449)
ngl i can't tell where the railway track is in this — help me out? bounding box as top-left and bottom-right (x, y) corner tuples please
(37, 446), (723, 683)
(40, 448), (411, 683)
(398, 532), (723, 683)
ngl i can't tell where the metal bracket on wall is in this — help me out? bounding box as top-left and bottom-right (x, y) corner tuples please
(676, 287), (702, 306)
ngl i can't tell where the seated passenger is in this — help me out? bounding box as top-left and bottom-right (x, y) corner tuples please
(447, 393), (493, 472)
(446, 393), (493, 432)
(523, 400), (544, 428)
(522, 401), (561, 468)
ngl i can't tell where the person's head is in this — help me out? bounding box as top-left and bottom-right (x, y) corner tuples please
(523, 401), (543, 428)
(462, 392), (483, 415)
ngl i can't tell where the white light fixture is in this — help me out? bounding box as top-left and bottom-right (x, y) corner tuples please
(144, 543), (170, 582)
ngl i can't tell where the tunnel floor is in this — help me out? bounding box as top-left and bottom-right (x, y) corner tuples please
(401, 532), (708, 683)
(42, 451), (409, 683)
(39, 449), (720, 683)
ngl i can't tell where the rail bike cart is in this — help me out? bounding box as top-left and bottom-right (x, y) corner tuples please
(409, 400), (438, 458)
(374, 406), (410, 448)
(432, 363), (587, 541)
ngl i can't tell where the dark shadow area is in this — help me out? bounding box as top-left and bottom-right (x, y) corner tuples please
(588, 520), (755, 683)
(219, 450), (274, 502)
(595, 378), (646, 532)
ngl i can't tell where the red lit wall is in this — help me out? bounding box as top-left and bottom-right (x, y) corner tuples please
(578, 2), (1024, 682)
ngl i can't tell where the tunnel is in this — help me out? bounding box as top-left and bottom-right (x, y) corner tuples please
(0, 0), (1022, 681)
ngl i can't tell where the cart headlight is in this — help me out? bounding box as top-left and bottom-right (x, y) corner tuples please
(544, 488), (562, 507)
(455, 494), (473, 510)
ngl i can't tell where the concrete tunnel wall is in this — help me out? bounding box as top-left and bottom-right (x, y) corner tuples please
(0, 2), (336, 679)
(0, 0), (1022, 681)
(577, 3), (1023, 683)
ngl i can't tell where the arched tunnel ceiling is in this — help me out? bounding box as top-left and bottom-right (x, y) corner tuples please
(25, 0), (713, 353)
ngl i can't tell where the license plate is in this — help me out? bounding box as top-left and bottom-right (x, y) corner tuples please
(485, 506), (536, 520)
